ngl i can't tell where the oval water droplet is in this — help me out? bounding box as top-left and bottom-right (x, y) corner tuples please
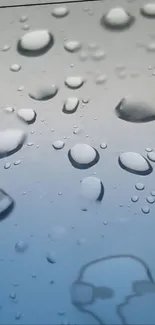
(115, 97), (155, 122)
(141, 206), (150, 214)
(131, 195), (139, 202)
(17, 30), (54, 57)
(17, 108), (36, 124)
(10, 64), (21, 72)
(140, 3), (155, 17)
(65, 76), (84, 89)
(46, 252), (56, 264)
(5, 107), (14, 113)
(0, 190), (14, 220)
(52, 140), (65, 150)
(64, 40), (81, 53)
(29, 84), (58, 101)
(15, 240), (28, 253)
(118, 152), (152, 175)
(101, 7), (134, 30)
(51, 6), (69, 18)
(22, 24), (30, 31)
(80, 176), (104, 201)
(147, 151), (155, 162)
(0, 129), (26, 158)
(4, 162), (11, 169)
(2, 44), (10, 51)
(63, 97), (79, 114)
(135, 182), (145, 190)
(68, 143), (100, 169)
(14, 160), (21, 166)
(146, 196), (155, 204)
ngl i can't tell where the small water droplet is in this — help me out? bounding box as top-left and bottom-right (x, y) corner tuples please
(10, 64), (21, 72)
(19, 15), (28, 23)
(141, 206), (150, 214)
(65, 76), (84, 89)
(52, 140), (65, 150)
(4, 162), (11, 169)
(17, 30), (54, 57)
(17, 85), (24, 92)
(5, 107), (14, 113)
(15, 312), (21, 320)
(14, 160), (21, 166)
(146, 196), (155, 204)
(100, 143), (107, 149)
(147, 151), (155, 162)
(15, 240), (28, 253)
(46, 252), (56, 264)
(64, 40), (81, 53)
(51, 6), (69, 18)
(101, 7), (134, 30)
(135, 182), (145, 191)
(22, 24), (30, 31)
(118, 152), (152, 175)
(79, 51), (88, 61)
(131, 195), (139, 202)
(140, 3), (155, 17)
(80, 176), (104, 201)
(146, 42), (155, 52)
(17, 108), (36, 124)
(68, 143), (100, 169)
(27, 142), (33, 147)
(82, 98), (89, 104)
(96, 74), (107, 85)
(145, 147), (152, 152)
(63, 97), (79, 114)
(91, 50), (106, 61)
(2, 44), (10, 51)
(9, 293), (16, 300)
(29, 84), (58, 101)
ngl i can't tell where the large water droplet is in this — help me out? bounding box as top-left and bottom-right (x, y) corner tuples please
(51, 6), (69, 18)
(65, 76), (84, 89)
(29, 84), (58, 101)
(17, 108), (36, 124)
(0, 190), (14, 221)
(118, 152), (152, 175)
(140, 3), (155, 18)
(10, 64), (21, 72)
(80, 176), (104, 201)
(15, 240), (28, 253)
(115, 97), (155, 122)
(17, 30), (54, 57)
(64, 40), (81, 53)
(52, 140), (65, 150)
(63, 97), (79, 114)
(147, 151), (155, 162)
(68, 143), (100, 169)
(0, 129), (26, 158)
(100, 7), (134, 30)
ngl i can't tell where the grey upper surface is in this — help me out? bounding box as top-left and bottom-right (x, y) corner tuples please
(0, 0), (155, 324)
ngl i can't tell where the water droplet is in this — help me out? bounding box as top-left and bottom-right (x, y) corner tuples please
(52, 140), (65, 150)
(46, 252), (56, 264)
(68, 143), (100, 169)
(15, 312), (21, 320)
(140, 3), (155, 17)
(22, 24), (30, 31)
(14, 160), (21, 166)
(5, 107), (14, 113)
(91, 50), (106, 61)
(115, 97), (155, 122)
(146, 42), (155, 52)
(141, 206), (150, 214)
(17, 30), (54, 57)
(131, 195), (139, 202)
(73, 127), (82, 135)
(80, 176), (104, 201)
(19, 15), (28, 23)
(15, 240), (28, 253)
(64, 40), (81, 53)
(100, 143), (107, 149)
(2, 44), (10, 51)
(51, 6), (69, 18)
(145, 147), (152, 152)
(17, 108), (36, 124)
(96, 74), (107, 85)
(101, 7), (134, 30)
(135, 182), (145, 190)
(79, 51), (88, 61)
(29, 84), (58, 101)
(4, 162), (11, 169)
(82, 98), (89, 104)
(65, 76), (84, 89)
(146, 196), (155, 203)
(0, 129), (26, 158)
(63, 97), (79, 114)
(27, 142), (33, 147)
(10, 64), (21, 72)
(17, 85), (24, 92)
(147, 151), (155, 162)
(118, 152), (152, 175)
(9, 293), (16, 300)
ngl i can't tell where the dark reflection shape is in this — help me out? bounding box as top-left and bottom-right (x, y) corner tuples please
(65, 81), (84, 90)
(118, 156), (153, 176)
(0, 189), (15, 221)
(132, 280), (155, 296)
(97, 182), (104, 202)
(100, 13), (135, 31)
(115, 98), (155, 122)
(29, 88), (58, 101)
(140, 8), (155, 19)
(0, 135), (26, 159)
(62, 101), (79, 114)
(17, 32), (54, 57)
(68, 148), (100, 169)
(18, 111), (37, 125)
